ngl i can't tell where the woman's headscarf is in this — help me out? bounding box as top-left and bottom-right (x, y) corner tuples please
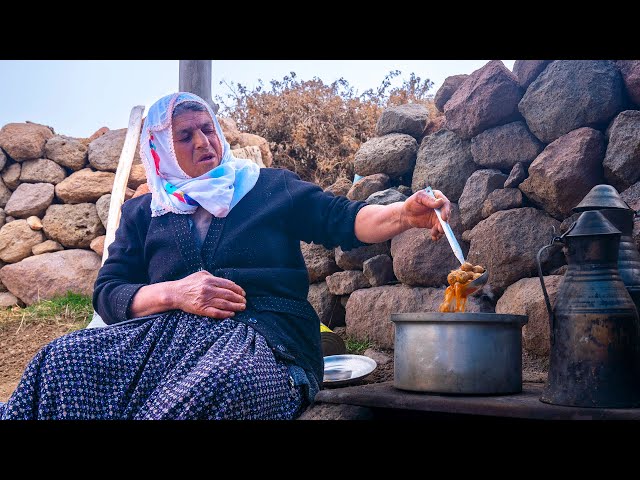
(139, 92), (260, 217)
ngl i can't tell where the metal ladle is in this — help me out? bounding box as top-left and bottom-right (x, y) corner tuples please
(423, 186), (488, 296)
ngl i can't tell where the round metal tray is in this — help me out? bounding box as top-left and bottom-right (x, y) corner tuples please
(323, 354), (377, 387)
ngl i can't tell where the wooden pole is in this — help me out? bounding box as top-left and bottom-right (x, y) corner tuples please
(179, 60), (219, 113)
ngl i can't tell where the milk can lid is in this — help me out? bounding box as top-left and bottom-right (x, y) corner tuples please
(573, 184), (631, 212)
(567, 210), (621, 237)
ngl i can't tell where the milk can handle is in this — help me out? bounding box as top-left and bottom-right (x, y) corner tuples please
(536, 222), (575, 345)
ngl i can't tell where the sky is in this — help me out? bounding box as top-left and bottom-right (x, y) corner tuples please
(0, 60), (515, 139)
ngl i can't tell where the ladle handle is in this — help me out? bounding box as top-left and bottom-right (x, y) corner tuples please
(536, 243), (557, 345)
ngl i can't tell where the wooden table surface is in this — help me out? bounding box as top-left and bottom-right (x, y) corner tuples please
(315, 381), (640, 420)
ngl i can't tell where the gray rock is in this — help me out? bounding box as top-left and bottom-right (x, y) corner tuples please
(44, 135), (88, 170)
(335, 242), (390, 271)
(363, 254), (395, 286)
(363, 348), (392, 366)
(496, 275), (564, 356)
(0, 219), (45, 263)
(1, 163), (21, 191)
(396, 185), (413, 197)
(41, 203), (105, 248)
(127, 163), (147, 190)
(307, 281), (345, 329)
(445, 60), (523, 140)
(88, 128), (141, 172)
(55, 168), (115, 204)
(482, 188), (524, 219)
(621, 181), (640, 211)
(95, 194), (111, 229)
(603, 110), (640, 191)
(0, 291), (20, 307)
(346, 173), (390, 201)
(0, 123), (54, 161)
(434, 74), (469, 112)
(0, 149), (6, 171)
(391, 204), (466, 286)
(32, 240), (64, 255)
(616, 60), (640, 106)
(0, 249), (101, 305)
(470, 121), (544, 171)
(0, 208), (5, 230)
(519, 127), (606, 220)
(458, 169), (508, 230)
(3, 183), (55, 218)
(504, 162), (528, 188)
(19, 158), (67, 185)
(345, 285), (491, 349)
(466, 207), (562, 296)
(411, 129), (478, 202)
(365, 188), (407, 205)
(375, 103), (430, 140)
(518, 60), (624, 143)
(0, 178), (12, 208)
(301, 241), (339, 284)
(353, 134), (417, 178)
(326, 270), (370, 295)
(512, 60), (552, 89)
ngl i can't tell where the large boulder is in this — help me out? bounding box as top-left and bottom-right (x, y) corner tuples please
(326, 270), (370, 295)
(0, 249), (101, 305)
(307, 281), (345, 329)
(603, 110), (640, 192)
(470, 121), (544, 171)
(235, 132), (273, 168)
(300, 241), (339, 284)
(391, 204), (466, 286)
(616, 60), (640, 106)
(411, 130), (478, 201)
(41, 203), (105, 248)
(127, 163), (148, 190)
(375, 104), (430, 140)
(434, 74), (469, 112)
(3, 182), (55, 219)
(88, 128), (141, 172)
(363, 254), (395, 287)
(44, 135), (88, 170)
(353, 134), (417, 178)
(0, 123), (54, 161)
(519, 127), (605, 220)
(512, 60), (552, 89)
(467, 208), (562, 296)
(444, 60), (523, 140)
(518, 60), (624, 143)
(19, 158), (66, 184)
(0, 219), (45, 263)
(496, 275), (564, 357)
(458, 169), (508, 230)
(55, 168), (115, 204)
(345, 285), (491, 349)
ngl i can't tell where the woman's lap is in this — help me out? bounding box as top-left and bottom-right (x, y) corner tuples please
(1, 312), (303, 420)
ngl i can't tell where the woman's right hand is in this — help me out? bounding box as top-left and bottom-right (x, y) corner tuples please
(170, 270), (247, 319)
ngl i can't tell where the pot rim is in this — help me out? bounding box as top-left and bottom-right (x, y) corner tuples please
(390, 312), (528, 325)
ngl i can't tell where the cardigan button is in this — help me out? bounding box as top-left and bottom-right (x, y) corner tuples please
(248, 317), (257, 324)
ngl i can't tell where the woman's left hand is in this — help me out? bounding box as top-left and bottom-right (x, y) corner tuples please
(401, 189), (451, 241)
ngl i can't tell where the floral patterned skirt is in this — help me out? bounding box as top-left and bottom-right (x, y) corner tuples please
(0, 311), (304, 420)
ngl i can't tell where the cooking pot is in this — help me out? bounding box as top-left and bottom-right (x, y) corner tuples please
(391, 312), (528, 395)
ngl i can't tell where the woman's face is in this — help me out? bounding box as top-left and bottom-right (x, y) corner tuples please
(171, 109), (223, 178)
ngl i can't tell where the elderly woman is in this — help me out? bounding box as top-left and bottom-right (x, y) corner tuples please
(0, 92), (450, 420)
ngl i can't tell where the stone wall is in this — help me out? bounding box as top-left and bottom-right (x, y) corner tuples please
(0, 117), (270, 307)
(304, 60), (640, 362)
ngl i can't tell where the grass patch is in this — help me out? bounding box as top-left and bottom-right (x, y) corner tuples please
(0, 292), (94, 332)
(344, 337), (373, 355)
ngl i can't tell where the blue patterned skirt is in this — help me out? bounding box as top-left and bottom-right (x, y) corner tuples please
(0, 311), (305, 420)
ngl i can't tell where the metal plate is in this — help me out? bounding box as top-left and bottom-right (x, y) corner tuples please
(323, 354), (377, 387)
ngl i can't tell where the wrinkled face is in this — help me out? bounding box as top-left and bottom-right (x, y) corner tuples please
(171, 110), (223, 178)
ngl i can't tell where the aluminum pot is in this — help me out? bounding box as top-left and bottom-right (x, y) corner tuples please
(391, 312), (528, 395)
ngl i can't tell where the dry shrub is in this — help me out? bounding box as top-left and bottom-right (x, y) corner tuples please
(217, 71), (438, 188)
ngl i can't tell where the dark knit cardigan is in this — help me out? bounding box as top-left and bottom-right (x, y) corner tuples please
(92, 168), (369, 387)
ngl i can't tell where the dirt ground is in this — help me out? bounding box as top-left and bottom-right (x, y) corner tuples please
(0, 316), (549, 404)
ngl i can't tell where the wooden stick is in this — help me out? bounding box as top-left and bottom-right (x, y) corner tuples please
(101, 105), (145, 265)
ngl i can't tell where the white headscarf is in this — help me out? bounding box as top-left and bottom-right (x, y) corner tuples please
(139, 92), (260, 217)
